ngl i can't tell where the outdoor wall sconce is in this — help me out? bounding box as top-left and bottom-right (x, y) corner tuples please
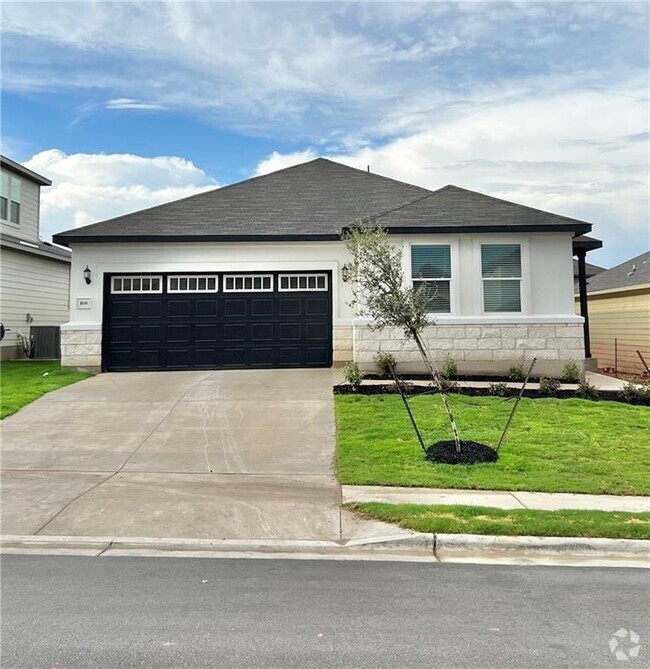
(341, 263), (352, 283)
(83, 266), (92, 285)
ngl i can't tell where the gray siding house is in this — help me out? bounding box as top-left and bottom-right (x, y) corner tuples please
(0, 156), (71, 360)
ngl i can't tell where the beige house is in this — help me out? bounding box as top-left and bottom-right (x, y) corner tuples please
(576, 251), (650, 375)
(0, 156), (71, 360)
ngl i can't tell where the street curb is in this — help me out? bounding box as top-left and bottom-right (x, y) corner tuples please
(1, 534), (647, 565)
(434, 534), (650, 562)
(0, 534), (434, 559)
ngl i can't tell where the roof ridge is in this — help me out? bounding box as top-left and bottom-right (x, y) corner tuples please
(362, 184), (455, 223)
(440, 184), (593, 227)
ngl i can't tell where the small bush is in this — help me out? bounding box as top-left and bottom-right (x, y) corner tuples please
(620, 381), (650, 405)
(538, 376), (561, 397)
(561, 360), (582, 383)
(438, 377), (459, 393)
(508, 364), (526, 382)
(342, 362), (365, 391)
(374, 351), (397, 377)
(442, 355), (458, 379)
(576, 380), (599, 401)
(488, 382), (511, 397)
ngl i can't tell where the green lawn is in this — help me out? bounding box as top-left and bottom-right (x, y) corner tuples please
(347, 503), (650, 540)
(1, 360), (92, 419)
(336, 394), (650, 495)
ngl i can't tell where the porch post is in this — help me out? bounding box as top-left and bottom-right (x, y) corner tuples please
(576, 249), (591, 358)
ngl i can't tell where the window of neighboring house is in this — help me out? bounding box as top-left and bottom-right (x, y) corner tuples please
(481, 243), (522, 312)
(0, 171), (21, 225)
(411, 244), (452, 313)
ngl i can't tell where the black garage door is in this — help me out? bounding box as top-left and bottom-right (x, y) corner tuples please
(103, 272), (332, 371)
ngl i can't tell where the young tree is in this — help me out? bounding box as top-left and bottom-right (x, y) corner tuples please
(343, 223), (462, 452)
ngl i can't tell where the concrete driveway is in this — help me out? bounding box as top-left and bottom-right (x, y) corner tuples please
(1, 369), (383, 542)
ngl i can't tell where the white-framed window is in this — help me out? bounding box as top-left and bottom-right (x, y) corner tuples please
(111, 275), (163, 294)
(223, 274), (273, 292)
(481, 243), (522, 313)
(410, 244), (452, 313)
(1, 171), (21, 225)
(167, 275), (218, 293)
(278, 273), (328, 291)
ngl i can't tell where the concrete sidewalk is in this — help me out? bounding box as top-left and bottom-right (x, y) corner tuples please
(342, 485), (650, 513)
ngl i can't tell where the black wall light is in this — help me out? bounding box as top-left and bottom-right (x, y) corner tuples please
(341, 263), (352, 283)
(83, 266), (92, 285)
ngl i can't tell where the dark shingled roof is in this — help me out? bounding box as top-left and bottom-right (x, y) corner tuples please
(586, 251), (650, 293)
(53, 158), (593, 244)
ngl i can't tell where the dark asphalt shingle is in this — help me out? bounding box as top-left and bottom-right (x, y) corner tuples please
(53, 158), (593, 243)
(586, 251), (650, 293)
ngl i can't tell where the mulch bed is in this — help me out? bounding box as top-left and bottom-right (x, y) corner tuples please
(426, 440), (499, 465)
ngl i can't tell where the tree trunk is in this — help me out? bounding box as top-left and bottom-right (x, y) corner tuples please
(411, 330), (462, 453)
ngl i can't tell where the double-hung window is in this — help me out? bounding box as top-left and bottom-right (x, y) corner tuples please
(411, 245), (452, 313)
(0, 171), (21, 225)
(481, 244), (522, 313)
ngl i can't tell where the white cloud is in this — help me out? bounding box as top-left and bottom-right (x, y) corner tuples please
(24, 150), (217, 241)
(253, 149), (317, 176)
(260, 83), (648, 267)
(105, 98), (167, 111)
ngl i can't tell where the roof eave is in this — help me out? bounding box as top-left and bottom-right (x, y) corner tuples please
(0, 156), (52, 186)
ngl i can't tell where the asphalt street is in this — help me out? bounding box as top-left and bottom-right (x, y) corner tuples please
(1, 555), (648, 668)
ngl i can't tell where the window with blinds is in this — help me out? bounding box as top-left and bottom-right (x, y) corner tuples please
(481, 244), (522, 312)
(411, 245), (452, 313)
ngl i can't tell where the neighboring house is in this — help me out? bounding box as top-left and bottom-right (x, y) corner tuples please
(575, 251), (650, 375)
(0, 156), (71, 360)
(573, 258), (605, 292)
(53, 158), (601, 377)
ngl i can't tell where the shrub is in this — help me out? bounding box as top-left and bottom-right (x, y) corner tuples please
(538, 376), (561, 397)
(438, 377), (459, 393)
(374, 351), (397, 377)
(561, 360), (582, 383)
(488, 382), (511, 397)
(576, 380), (599, 401)
(442, 355), (458, 379)
(508, 364), (526, 382)
(620, 381), (650, 405)
(342, 362), (365, 391)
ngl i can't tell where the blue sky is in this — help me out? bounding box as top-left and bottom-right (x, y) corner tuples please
(1, 1), (648, 266)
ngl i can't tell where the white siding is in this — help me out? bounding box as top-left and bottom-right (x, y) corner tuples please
(0, 248), (71, 356)
(1, 172), (40, 243)
(65, 232), (579, 331)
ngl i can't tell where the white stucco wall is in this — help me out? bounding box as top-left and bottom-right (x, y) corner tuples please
(61, 232), (582, 373)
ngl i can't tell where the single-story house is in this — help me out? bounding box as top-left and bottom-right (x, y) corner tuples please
(575, 251), (650, 375)
(0, 155), (71, 360)
(53, 158), (601, 377)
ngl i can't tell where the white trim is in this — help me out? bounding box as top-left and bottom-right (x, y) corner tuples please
(167, 274), (219, 293)
(111, 275), (163, 294)
(278, 273), (328, 291)
(223, 274), (274, 292)
(351, 314), (584, 326)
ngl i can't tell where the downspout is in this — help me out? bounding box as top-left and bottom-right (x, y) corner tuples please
(576, 249), (591, 358)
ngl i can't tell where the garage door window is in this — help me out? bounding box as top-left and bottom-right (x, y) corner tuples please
(224, 275), (273, 292)
(168, 275), (218, 293)
(279, 274), (328, 291)
(111, 276), (162, 293)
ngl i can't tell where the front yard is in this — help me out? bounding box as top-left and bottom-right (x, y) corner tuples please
(336, 394), (650, 495)
(1, 361), (92, 419)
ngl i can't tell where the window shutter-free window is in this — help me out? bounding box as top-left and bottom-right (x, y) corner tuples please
(481, 244), (522, 312)
(411, 245), (451, 313)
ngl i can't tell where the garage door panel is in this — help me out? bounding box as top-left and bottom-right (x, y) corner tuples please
(168, 301), (191, 318)
(195, 300), (218, 317)
(105, 273), (332, 371)
(138, 301), (163, 318)
(279, 299), (301, 316)
(224, 299), (247, 317)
